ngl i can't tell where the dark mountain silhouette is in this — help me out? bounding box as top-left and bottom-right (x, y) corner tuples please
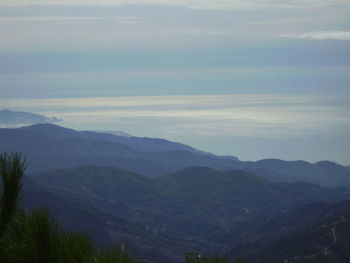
(1, 124), (349, 187)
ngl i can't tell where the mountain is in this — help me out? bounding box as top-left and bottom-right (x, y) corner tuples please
(238, 159), (350, 187)
(95, 130), (133, 137)
(153, 167), (350, 237)
(22, 175), (189, 263)
(0, 109), (60, 127)
(1, 124), (350, 187)
(23, 166), (350, 263)
(226, 201), (350, 263)
(3, 122), (349, 262)
(0, 124), (241, 176)
(20, 123), (232, 156)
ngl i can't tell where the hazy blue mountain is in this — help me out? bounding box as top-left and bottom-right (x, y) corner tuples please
(239, 159), (350, 187)
(0, 124), (241, 176)
(0, 109), (60, 127)
(95, 130), (133, 137)
(21, 123), (234, 156)
(1, 123), (350, 187)
(23, 166), (350, 263)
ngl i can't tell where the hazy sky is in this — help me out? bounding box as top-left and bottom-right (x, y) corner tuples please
(1, 0), (349, 164)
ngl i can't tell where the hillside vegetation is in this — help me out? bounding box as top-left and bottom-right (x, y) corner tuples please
(22, 165), (350, 262)
(0, 153), (139, 263)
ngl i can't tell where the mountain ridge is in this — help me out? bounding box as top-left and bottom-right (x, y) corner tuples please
(1, 123), (349, 187)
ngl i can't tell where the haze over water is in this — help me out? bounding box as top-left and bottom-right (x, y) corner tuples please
(1, 0), (350, 164)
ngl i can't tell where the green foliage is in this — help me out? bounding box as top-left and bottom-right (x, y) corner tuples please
(0, 152), (26, 238)
(0, 207), (139, 263)
(95, 247), (143, 263)
(185, 251), (249, 263)
(0, 152), (140, 263)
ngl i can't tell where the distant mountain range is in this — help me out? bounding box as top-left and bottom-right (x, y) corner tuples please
(0, 123), (240, 177)
(1, 121), (349, 262)
(22, 166), (350, 263)
(0, 123), (349, 187)
(0, 109), (61, 127)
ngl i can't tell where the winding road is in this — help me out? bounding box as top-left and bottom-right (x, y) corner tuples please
(283, 216), (348, 263)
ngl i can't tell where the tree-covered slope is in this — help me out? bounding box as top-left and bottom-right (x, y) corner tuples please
(227, 201), (350, 263)
(21, 166), (350, 263)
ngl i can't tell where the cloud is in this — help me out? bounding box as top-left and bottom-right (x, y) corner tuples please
(1, 2), (349, 52)
(278, 31), (350, 40)
(0, 0), (349, 10)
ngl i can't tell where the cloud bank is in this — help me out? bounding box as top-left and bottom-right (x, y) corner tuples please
(278, 31), (350, 40)
(1, 0), (349, 10)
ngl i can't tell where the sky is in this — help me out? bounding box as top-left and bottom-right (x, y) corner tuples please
(0, 0), (350, 164)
